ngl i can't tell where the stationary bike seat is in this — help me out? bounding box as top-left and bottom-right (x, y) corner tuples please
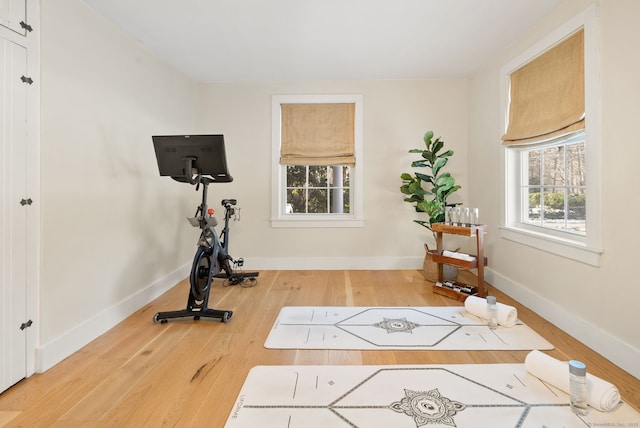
(221, 199), (237, 206)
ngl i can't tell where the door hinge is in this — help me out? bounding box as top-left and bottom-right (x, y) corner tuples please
(20, 320), (33, 330)
(20, 21), (33, 32)
(20, 198), (33, 206)
(20, 75), (34, 85)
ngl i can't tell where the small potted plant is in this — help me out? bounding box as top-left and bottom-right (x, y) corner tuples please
(400, 131), (461, 280)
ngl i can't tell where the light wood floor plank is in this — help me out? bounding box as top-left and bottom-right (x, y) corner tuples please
(0, 270), (637, 428)
(0, 412), (20, 428)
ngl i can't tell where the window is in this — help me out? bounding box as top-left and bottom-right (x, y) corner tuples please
(271, 94), (363, 227)
(519, 131), (585, 236)
(286, 165), (350, 214)
(501, 7), (601, 266)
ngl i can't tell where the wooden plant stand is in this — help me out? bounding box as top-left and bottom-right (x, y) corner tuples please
(431, 223), (488, 301)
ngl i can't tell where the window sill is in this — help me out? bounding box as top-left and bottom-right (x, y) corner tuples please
(271, 216), (364, 228)
(499, 225), (602, 266)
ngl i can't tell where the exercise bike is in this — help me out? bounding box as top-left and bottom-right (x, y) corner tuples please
(151, 134), (258, 324)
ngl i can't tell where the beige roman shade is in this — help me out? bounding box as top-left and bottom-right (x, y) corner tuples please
(280, 103), (355, 165)
(502, 29), (584, 145)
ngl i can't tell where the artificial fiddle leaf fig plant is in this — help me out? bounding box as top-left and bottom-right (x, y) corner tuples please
(400, 131), (461, 232)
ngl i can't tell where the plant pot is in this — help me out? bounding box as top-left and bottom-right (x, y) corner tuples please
(422, 243), (458, 283)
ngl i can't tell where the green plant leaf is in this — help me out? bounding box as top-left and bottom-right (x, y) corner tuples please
(436, 174), (454, 187)
(438, 149), (454, 158)
(416, 200), (432, 213)
(441, 185), (461, 199)
(415, 172), (434, 184)
(432, 157), (448, 176)
(432, 139), (444, 155)
(407, 181), (422, 194)
(423, 131), (434, 146)
(404, 196), (422, 204)
(421, 151), (434, 163)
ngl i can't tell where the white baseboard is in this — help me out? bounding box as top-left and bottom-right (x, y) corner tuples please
(36, 258), (638, 381)
(35, 263), (190, 373)
(35, 257), (423, 373)
(485, 268), (640, 380)
(243, 256), (423, 271)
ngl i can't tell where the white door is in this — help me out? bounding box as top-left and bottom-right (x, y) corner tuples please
(0, 35), (29, 394)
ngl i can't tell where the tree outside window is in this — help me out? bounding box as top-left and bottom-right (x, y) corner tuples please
(522, 133), (586, 234)
(286, 165), (350, 214)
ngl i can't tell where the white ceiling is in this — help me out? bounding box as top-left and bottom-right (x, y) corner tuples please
(80, 0), (565, 83)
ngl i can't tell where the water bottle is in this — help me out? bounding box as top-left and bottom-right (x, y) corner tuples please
(569, 360), (589, 415)
(486, 296), (498, 330)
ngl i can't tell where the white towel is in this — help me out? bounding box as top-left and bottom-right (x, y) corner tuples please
(464, 295), (518, 328)
(442, 250), (476, 262)
(524, 350), (621, 412)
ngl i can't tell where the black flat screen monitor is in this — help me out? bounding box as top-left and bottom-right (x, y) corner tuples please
(152, 134), (233, 183)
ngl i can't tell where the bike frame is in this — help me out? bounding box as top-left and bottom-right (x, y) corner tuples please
(153, 173), (257, 324)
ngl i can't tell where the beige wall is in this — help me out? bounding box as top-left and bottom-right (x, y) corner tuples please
(38, 0), (199, 369)
(195, 80), (469, 267)
(468, 0), (640, 378)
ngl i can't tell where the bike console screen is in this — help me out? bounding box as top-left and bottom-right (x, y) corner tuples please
(152, 134), (233, 183)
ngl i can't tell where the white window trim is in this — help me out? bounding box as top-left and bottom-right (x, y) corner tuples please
(499, 5), (602, 266)
(271, 94), (364, 228)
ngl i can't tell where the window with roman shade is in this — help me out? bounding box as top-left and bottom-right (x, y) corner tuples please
(280, 103), (355, 166)
(502, 29), (584, 145)
(271, 94), (364, 227)
(500, 7), (602, 267)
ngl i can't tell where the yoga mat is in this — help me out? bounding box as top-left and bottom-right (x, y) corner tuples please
(265, 306), (553, 350)
(225, 364), (639, 428)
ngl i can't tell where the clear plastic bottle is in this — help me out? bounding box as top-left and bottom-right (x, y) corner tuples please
(486, 296), (498, 330)
(569, 360), (589, 416)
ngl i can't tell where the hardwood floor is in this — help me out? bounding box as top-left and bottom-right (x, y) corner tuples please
(0, 270), (638, 427)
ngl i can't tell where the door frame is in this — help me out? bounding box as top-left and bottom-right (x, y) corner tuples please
(23, 0), (39, 379)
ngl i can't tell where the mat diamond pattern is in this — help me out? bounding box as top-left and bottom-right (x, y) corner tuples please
(265, 306), (553, 351)
(225, 364), (640, 428)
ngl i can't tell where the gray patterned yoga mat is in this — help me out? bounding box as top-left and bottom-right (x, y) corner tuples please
(225, 364), (639, 428)
(264, 306), (553, 351)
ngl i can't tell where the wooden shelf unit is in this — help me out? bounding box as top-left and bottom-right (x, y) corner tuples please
(431, 223), (488, 301)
